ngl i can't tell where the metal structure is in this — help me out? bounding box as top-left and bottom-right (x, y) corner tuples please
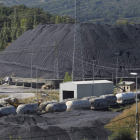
(130, 72), (139, 140)
(92, 60), (95, 96)
(34, 65), (38, 102)
(54, 42), (59, 79)
(115, 53), (119, 92)
(30, 53), (33, 91)
(72, 0), (84, 81)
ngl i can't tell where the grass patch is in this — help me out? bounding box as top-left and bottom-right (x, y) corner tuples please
(0, 94), (9, 99)
(109, 104), (131, 112)
(105, 102), (140, 139)
(21, 91), (59, 104)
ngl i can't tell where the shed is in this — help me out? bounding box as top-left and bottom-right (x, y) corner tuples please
(60, 80), (114, 102)
(119, 81), (135, 92)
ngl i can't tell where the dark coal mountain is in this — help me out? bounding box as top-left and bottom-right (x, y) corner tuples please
(0, 23), (139, 79)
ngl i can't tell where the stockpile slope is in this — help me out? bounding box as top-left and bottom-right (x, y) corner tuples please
(0, 110), (120, 140)
(0, 23), (140, 79)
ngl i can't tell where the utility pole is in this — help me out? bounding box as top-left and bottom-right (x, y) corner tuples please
(130, 73), (139, 140)
(136, 74), (139, 140)
(35, 66), (38, 102)
(92, 60), (95, 96)
(115, 53), (119, 92)
(112, 72), (113, 82)
(33, 14), (36, 28)
(54, 42), (59, 79)
(72, 0), (77, 81)
(30, 53), (33, 91)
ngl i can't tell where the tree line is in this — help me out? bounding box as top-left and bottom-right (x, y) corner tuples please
(0, 5), (74, 51)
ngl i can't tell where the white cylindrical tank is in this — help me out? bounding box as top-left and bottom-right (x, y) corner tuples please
(99, 94), (117, 106)
(45, 102), (67, 113)
(63, 98), (77, 103)
(81, 96), (97, 100)
(0, 106), (16, 116)
(39, 100), (58, 110)
(66, 100), (91, 111)
(116, 92), (135, 104)
(16, 103), (38, 114)
(135, 91), (140, 100)
(89, 98), (108, 110)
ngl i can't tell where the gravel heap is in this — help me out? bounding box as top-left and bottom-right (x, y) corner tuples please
(0, 110), (120, 140)
(0, 23), (139, 78)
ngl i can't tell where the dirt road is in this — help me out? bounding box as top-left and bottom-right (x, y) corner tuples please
(0, 85), (35, 102)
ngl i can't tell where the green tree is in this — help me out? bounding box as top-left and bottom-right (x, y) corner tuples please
(63, 72), (72, 82)
(119, 78), (123, 83)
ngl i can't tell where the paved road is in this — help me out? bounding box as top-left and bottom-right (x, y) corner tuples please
(0, 85), (35, 103)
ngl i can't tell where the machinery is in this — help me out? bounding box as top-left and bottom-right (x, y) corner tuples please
(4, 98), (20, 108)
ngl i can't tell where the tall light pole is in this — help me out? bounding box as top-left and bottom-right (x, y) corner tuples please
(30, 53), (33, 91)
(130, 72), (139, 140)
(115, 53), (119, 92)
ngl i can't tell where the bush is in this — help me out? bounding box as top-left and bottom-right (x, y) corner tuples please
(110, 128), (134, 140)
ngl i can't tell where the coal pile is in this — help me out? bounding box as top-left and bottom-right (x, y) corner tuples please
(0, 125), (71, 140)
(0, 23), (139, 79)
(0, 110), (120, 140)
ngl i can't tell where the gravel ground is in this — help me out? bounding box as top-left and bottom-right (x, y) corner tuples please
(0, 85), (35, 103)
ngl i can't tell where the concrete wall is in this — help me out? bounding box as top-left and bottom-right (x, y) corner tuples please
(77, 84), (93, 99)
(60, 83), (77, 102)
(77, 83), (114, 98)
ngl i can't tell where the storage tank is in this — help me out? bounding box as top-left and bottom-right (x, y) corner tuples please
(116, 92), (135, 104)
(16, 103), (38, 114)
(63, 98), (77, 103)
(81, 96), (97, 100)
(0, 106), (16, 116)
(135, 91), (140, 100)
(89, 98), (108, 110)
(39, 100), (58, 111)
(99, 94), (117, 106)
(66, 100), (91, 111)
(45, 102), (67, 113)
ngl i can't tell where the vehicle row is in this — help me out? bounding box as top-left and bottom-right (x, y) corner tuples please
(0, 92), (138, 116)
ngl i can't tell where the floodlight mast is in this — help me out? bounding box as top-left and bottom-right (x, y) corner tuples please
(130, 72), (139, 140)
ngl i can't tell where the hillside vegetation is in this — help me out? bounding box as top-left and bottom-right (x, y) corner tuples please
(1, 0), (140, 24)
(106, 102), (140, 139)
(0, 5), (73, 51)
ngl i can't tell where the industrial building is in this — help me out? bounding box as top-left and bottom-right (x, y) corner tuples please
(60, 80), (114, 102)
(119, 81), (135, 92)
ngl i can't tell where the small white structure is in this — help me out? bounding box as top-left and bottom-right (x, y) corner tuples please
(60, 80), (114, 102)
(119, 81), (135, 92)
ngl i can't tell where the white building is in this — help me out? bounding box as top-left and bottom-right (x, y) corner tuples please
(60, 80), (114, 102)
